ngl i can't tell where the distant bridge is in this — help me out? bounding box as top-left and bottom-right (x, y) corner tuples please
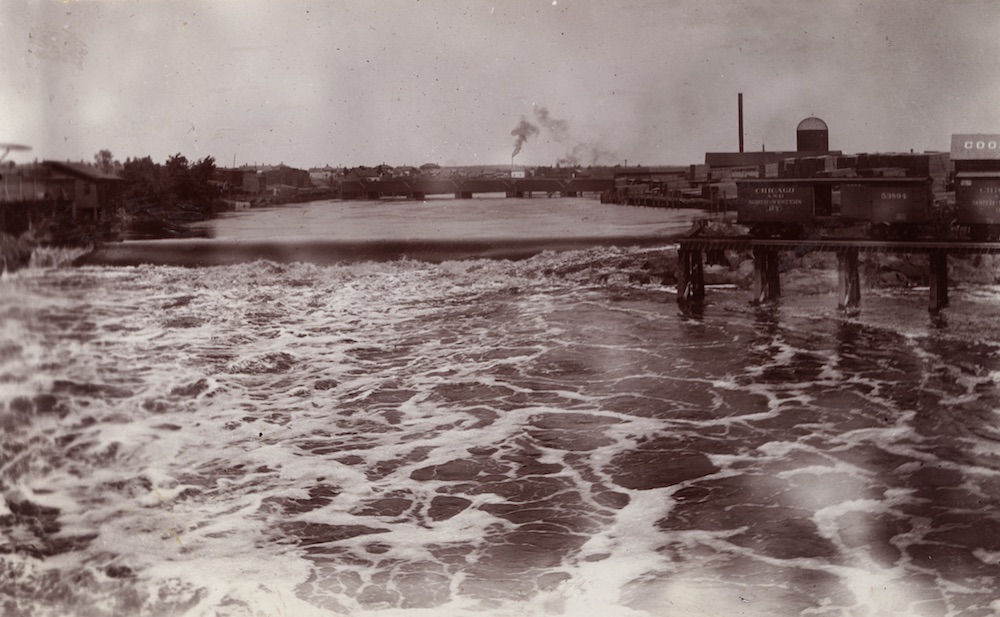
(334, 177), (613, 200)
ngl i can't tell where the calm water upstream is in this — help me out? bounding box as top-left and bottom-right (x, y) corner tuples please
(3, 197), (1000, 617)
(193, 196), (692, 241)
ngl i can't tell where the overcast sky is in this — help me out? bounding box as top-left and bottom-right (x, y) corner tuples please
(2, 0), (999, 169)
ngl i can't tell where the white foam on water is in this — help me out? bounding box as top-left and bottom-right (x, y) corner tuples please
(4, 248), (1000, 616)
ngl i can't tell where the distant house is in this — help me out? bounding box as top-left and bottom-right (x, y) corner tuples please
(43, 161), (122, 222)
(372, 164), (394, 177)
(42, 161), (122, 222)
(344, 167), (380, 182)
(308, 165), (338, 186)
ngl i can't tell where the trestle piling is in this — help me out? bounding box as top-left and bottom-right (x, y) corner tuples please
(677, 248), (705, 305)
(836, 249), (861, 310)
(676, 238), (1000, 312)
(751, 247), (781, 304)
(929, 251), (949, 311)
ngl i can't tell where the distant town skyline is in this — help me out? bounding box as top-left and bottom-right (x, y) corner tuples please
(3, 0), (999, 169)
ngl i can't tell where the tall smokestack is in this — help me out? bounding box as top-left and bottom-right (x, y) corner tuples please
(738, 93), (744, 153)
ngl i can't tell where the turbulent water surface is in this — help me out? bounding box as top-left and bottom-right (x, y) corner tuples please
(3, 199), (1000, 617)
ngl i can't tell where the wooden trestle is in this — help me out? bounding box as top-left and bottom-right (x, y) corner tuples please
(677, 248), (705, 304)
(676, 238), (1000, 312)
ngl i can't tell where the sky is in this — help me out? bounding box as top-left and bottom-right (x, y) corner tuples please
(2, 0), (999, 169)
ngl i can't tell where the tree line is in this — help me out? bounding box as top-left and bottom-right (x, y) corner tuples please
(95, 149), (221, 237)
(96, 149), (218, 206)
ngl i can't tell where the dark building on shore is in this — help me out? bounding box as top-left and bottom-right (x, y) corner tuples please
(44, 161), (123, 221)
(263, 164), (312, 190)
(0, 161), (121, 234)
(213, 167), (268, 194)
(213, 164), (312, 196)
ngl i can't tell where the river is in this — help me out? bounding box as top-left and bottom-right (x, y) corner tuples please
(2, 197), (1000, 616)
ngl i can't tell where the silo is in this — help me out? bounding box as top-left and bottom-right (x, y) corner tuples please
(796, 117), (829, 152)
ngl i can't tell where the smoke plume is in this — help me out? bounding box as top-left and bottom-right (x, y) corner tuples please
(557, 141), (617, 167)
(510, 117), (539, 158)
(532, 107), (569, 143)
(509, 106), (617, 165)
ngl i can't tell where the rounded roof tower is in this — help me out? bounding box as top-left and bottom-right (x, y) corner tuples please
(796, 116), (829, 152)
(797, 117), (828, 132)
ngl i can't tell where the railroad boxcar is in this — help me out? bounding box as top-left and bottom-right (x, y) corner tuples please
(955, 172), (1000, 241)
(738, 178), (938, 239)
(840, 178), (933, 239)
(735, 180), (819, 238)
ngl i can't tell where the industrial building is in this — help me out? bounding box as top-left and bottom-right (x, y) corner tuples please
(608, 100), (952, 208)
